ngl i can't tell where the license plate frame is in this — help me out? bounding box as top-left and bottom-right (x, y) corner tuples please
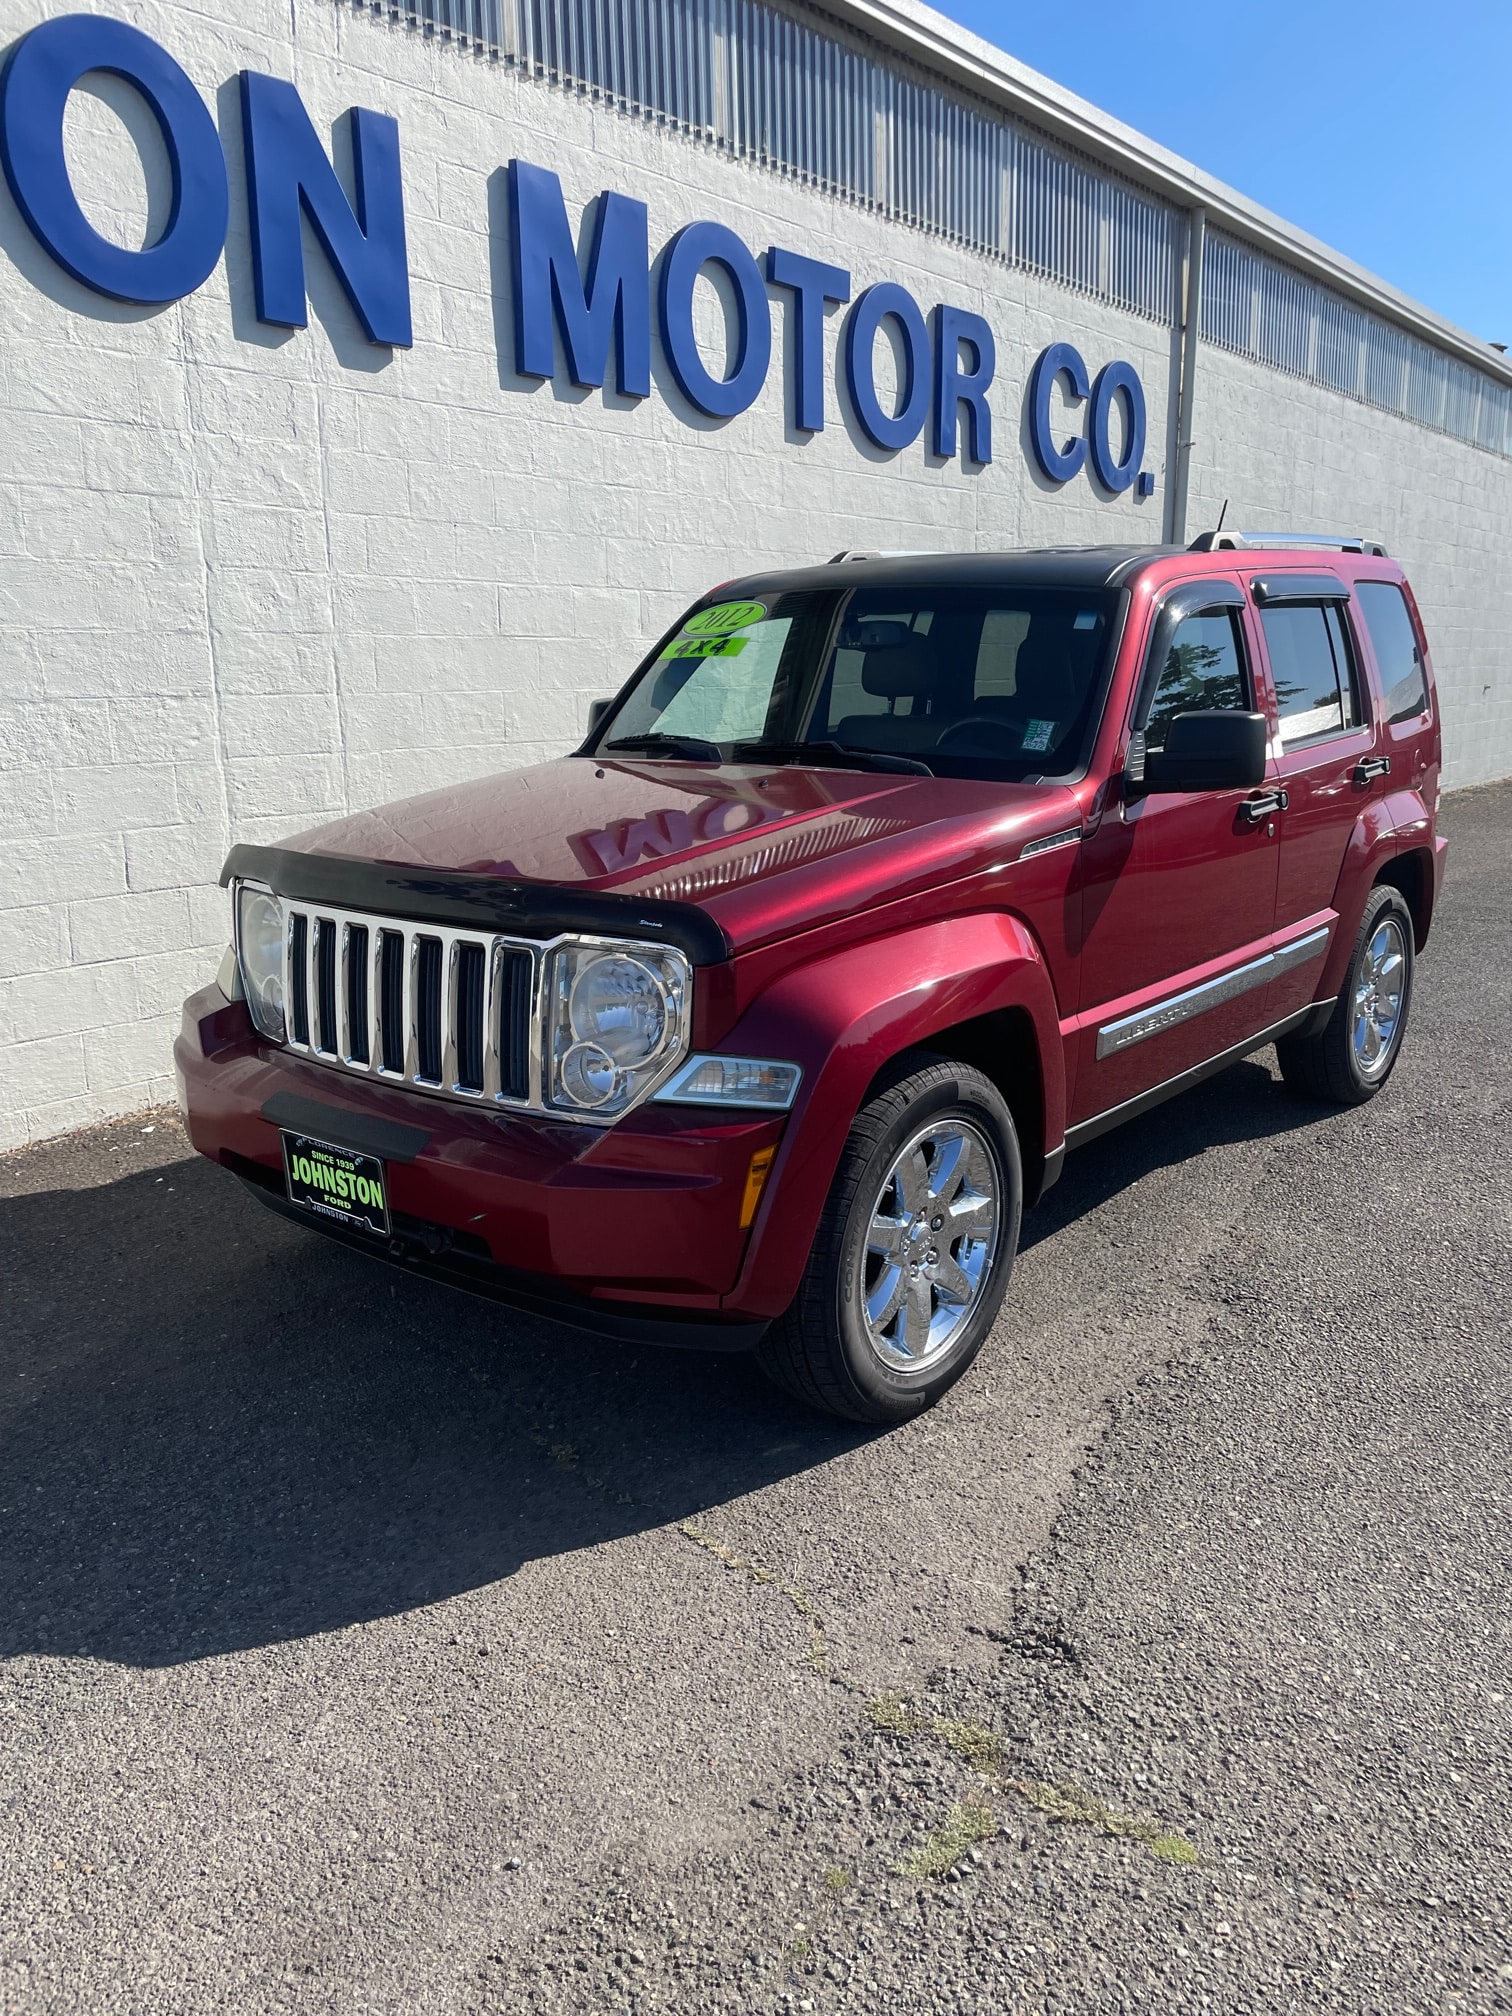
(280, 1131), (390, 1239)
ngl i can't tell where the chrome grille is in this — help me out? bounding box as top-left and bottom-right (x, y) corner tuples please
(281, 901), (538, 1108)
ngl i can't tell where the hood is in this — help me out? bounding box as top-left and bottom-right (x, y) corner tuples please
(283, 757), (1081, 952)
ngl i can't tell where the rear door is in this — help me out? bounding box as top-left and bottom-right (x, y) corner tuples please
(1251, 574), (1378, 1019)
(1353, 576), (1438, 814)
(1072, 577), (1282, 1126)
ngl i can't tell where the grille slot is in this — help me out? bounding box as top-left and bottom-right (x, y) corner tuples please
(277, 900), (541, 1111)
(289, 913), (309, 1047)
(379, 932), (405, 1074)
(315, 919), (338, 1054)
(416, 937), (444, 1082)
(455, 942), (487, 1093)
(497, 948), (532, 1101)
(345, 925), (370, 1064)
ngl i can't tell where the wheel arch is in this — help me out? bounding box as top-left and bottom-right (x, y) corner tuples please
(866, 1005), (1050, 1209)
(1373, 845), (1435, 950)
(716, 910), (1064, 1320)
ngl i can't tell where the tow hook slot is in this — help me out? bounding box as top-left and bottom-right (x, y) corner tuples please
(388, 1225), (452, 1261)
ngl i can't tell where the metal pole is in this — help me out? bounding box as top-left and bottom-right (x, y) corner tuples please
(1170, 205), (1205, 546)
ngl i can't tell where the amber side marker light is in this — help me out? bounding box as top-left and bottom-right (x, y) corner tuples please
(740, 1147), (777, 1229)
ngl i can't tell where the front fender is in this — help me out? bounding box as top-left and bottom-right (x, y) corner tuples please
(717, 912), (1063, 1319)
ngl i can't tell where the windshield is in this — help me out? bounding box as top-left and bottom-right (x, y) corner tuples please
(594, 581), (1120, 779)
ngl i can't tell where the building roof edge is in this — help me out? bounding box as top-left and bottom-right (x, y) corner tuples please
(818, 0), (1512, 387)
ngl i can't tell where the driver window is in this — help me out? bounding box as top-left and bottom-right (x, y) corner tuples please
(1143, 608), (1248, 754)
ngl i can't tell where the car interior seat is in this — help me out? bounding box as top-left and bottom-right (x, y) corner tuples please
(833, 633), (953, 752)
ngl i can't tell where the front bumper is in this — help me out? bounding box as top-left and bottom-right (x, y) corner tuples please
(175, 984), (784, 1346)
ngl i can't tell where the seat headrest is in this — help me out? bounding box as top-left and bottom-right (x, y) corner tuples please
(861, 634), (936, 700)
(1011, 633), (1071, 713)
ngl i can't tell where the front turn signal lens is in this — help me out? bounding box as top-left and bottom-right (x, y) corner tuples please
(653, 1055), (802, 1110)
(739, 1146), (776, 1229)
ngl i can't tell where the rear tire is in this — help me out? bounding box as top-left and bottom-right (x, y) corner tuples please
(1276, 885), (1414, 1106)
(757, 1056), (1021, 1424)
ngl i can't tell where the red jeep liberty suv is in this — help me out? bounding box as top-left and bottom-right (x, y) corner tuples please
(177, 536), (1446, 1423)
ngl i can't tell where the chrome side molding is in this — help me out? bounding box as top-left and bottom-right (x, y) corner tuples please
(1095, 926), (1332, 1060)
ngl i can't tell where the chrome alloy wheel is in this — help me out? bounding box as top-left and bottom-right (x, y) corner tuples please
(1352, 916), (1408, 1080)
(859, 1117), (1001, 1373)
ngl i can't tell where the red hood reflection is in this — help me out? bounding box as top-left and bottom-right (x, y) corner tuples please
(284, 757), (1081, 950)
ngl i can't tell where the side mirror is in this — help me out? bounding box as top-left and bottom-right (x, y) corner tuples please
(1138, 710), (1267, 795)
(587, 698), (613, 735)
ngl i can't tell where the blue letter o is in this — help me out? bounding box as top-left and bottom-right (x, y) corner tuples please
(657, 221), (771, 419)
(845, 283), (930, 451)
(0, 15), (228, 305)
(1088, 360), (1147, 493)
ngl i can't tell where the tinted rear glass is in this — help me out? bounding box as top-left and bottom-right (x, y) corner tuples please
(1356, 582), (1429, 724)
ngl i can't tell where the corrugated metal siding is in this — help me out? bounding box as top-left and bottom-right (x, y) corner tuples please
(337, 0), (1178, 321)
(335, 0), (1512, 459)
(1203, 230), (1512, 460)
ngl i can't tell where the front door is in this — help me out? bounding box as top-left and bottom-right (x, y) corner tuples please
(1072, 587), (1281, 1126)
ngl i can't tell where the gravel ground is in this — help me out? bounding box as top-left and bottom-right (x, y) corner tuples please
(2, 783), (1508, 2015)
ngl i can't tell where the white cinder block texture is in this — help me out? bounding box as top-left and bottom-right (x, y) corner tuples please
(0, 0), (1508, 1149)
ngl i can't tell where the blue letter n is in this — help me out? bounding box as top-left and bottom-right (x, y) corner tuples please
(509, 159), (649, 397)
(239, 71), (412, 348)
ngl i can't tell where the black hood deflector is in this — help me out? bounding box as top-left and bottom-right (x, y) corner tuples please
(220, 845), (732, 966)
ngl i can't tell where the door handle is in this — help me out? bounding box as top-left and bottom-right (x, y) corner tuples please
(1239, 789), (1288, 823)
(1354, 755), (1392, 784)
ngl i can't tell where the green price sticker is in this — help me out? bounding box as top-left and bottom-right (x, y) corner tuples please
(682, 600), (766, 636)
(664, 634), (748, 661)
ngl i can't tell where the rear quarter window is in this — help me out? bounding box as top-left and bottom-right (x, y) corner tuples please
(1356, 581), (1430, 724)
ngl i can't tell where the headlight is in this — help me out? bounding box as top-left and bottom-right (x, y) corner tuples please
(545, 940), (689, 1117)
(235, 883), (286, 1043)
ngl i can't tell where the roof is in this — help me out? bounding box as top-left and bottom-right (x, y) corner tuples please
(719, 547), (1180, 599)
(715, 539), (1409, 604)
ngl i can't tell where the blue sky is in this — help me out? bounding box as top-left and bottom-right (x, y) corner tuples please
(932, 0), (1512, 348)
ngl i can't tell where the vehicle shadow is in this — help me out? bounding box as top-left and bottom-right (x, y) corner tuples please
(1021, 1057), (1329, 1252)
(2, 1058), (1323, 1671)
(0, 1150), (865, 1670)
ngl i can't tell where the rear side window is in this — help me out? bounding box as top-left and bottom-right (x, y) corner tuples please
(1356, 582), (1429, 724)
(1142, 608), (1248, 755)
(1261, 602), (1363, 747)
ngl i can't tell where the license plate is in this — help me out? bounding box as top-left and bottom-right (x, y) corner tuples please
(281, 1131), (390, 1238)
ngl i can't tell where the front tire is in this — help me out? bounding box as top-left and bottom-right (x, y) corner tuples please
(1276, 885), (1415, 1105)
(757, 1056), (1021, 1423)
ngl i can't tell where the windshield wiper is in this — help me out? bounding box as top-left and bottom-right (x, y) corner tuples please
(605, 732), (722, 762)
(732, 739), (933, 777)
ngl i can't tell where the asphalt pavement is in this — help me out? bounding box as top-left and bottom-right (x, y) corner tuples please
(2, 783), (1508, 2016)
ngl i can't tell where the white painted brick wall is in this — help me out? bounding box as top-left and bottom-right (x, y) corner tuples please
(0, 0), (1508, 1149)
(1186, 348), (1512, 790)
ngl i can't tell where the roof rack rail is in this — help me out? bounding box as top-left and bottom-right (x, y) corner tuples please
(1188, 529), (1389, 557)
(826, 547), (933, 563)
